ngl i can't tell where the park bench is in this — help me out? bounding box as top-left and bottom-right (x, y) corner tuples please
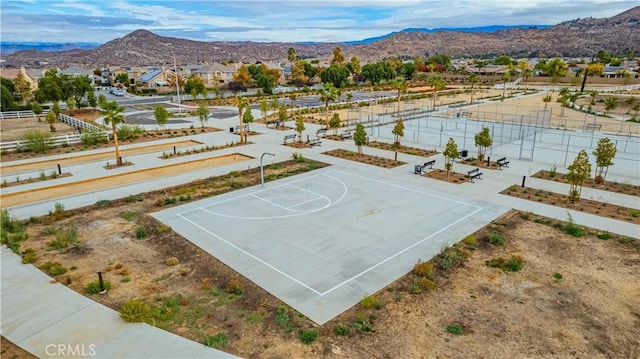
(341, 131), (352, 140)
(497, 157), (510, 170)
(414, 159), (436, 174)
(266, 121), (278, 128)
(467, 168), (483, 183)
(316, 128), (328, 138)
(283, 134), (297, 144)
(585, 123), (602, 131)
(308, 138), (322, 146)
(235, 124), (249, 133)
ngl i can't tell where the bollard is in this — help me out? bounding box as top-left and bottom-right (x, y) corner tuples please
(521, 175), (526, 188)
(395, 151), (398, 161)
(96, 271), (107, 294)
(118, 156), (122, 165)
(57, 164), (62, 175)
(487, 156), (490, 167)
(173, 146), (176, 155)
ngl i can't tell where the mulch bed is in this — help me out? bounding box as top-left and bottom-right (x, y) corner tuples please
(501, 185), (640, 224)
(422, 169), (469, 184)
(322, 149), (406, 168)
(461, 157), (502, 170)
(532, 170), (640, 197)
(1, 172), (73, 188)
(285, 142), (312, 149)
(367, 141), (438, 157)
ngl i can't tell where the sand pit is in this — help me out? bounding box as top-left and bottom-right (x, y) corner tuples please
(1, 140), (203, 176)
(0, 153), (252, 207)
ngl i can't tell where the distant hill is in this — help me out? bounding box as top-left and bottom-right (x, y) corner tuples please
(343, 25), (552, 45)
(1, 42), (100, 55)
(2, 6), (638, 68)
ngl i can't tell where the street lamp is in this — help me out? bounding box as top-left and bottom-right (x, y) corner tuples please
(260, 152), (275, 187)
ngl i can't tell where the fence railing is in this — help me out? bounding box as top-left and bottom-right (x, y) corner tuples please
(58, 113), (105, 133)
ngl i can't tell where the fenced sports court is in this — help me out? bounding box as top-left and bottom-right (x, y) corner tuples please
(153, 168), (506, 324)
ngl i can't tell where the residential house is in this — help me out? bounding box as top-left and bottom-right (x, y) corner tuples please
(59, 66), (98, 85)
(192, 63), (237, 86)
(0, 66), (39, 91)
(134, 67), (188, 89)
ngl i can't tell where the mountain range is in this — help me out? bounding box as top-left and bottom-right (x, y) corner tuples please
(2, 6), (638, 68)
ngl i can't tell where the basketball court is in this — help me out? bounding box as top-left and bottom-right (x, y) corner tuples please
(152, 167), (506, 324)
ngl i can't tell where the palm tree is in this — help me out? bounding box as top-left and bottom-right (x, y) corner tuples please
(100, 100), (125, 166)
(319, 82), (338, 129)
(236, 96), (249, 143)
(391, 77), (408, 114)
(468, 73), (479, 104)
(428, 73), (446, 109)
(501, 71), (511, 99)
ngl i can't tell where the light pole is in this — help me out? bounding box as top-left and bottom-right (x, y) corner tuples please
(260, 152), (275, 188)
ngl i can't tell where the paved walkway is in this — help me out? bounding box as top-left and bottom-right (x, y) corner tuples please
(0, 105), (638, 356)
(0, 247), (236, 359)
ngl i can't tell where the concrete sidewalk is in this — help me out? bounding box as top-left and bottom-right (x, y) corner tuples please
(0, 246), (236, 359)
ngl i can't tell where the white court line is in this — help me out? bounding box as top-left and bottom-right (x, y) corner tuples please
(178, 171), (332, 216)
(249, 193), (310, 212)
(318, 206), (483, 296)
(175, 169), (484, 296)
(177, 212), (324, 295)
(286, 196), (324, 210)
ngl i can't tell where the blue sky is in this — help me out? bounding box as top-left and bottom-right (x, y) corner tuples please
(0, 0), (637, 43)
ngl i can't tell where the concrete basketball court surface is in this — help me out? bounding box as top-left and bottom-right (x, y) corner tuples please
(152, 167), (507, 324)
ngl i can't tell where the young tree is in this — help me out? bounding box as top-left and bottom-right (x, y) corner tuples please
(603, 97), (618, 115)
(278, 104), (288, 125)
(243, 107), (254, 133)
(391, 77), (408, 114)
(353, 123), (367, 158)
(235, 96), (248, 143)
(195, 103), (209, 131)
(392, 118), (405, 146)
(295, 115), (305, 142)
(468, 73), (479, 104)
(100, 100), (126, 166)
(319, 82), (338, 129)
(542, 94), (552, 109)
(592, 137), (617, 183)
(13, 72), (31, 104)
(474, 127), (492, 162)
(567, 150), (592, 203)
(259, 98), (269, 120)
(51, 102), (61, 118)
(428, 73), (446, 109)
(443, 137), (460, 176)
(154, 105), (169, 129)
(329, 113), (341, 135)
(46, 110), (57, 132)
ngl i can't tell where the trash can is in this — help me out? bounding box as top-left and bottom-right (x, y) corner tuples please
(456, 112), (461, 118)
(229, 127), (234, 133)
(460, 150), (468, 158)
(414, 164), (422, 174)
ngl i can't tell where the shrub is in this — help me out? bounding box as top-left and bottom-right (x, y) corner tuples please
(596, 232), (612, 240)
(205, 333), (229, 349)
(81, 129), (108, 145)
(135, 227), (148, 239)
(226, 278), (244, 295)
(85, 280), (112, 294)
(411, 277), (436, 294)
(117, 124), (145, 141)
(333, 324), (350, 336)
(152, 305), (174, 321)
(485, 255), (523, 272)
(413, 261), (435, 279)
(121, 276), (131, 283)
(563, 214), (584, 237)
(95, 199), (111, 207)
(21, 248), (37, 264)
(462, 234), (477, 250)
(40, 261), (67, 276)
(48, 226), (78, 250)
(292, 152), (306, 163)
(436, 244), (467, 271)
(275, 305), (290, 327)
(22, 130), (53, 153)
(299, 329), (318, 344)
(360, 294), (380, 309)
(486, 231), (505, 245)
(447, 324), (463, 335)
(166, 256), (180, 266)
(119, 299), (150, 322)
(553, 273), (563, 282)
(1, 209), (27, 253)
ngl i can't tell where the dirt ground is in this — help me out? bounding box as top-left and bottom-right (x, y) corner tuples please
(2, 86), (639, 358)
(0, 336), (36, 359)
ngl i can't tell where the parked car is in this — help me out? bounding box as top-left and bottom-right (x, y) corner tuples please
(109, 87), (125, 96)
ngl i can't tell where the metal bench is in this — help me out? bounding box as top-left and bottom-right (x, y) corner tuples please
(283, 134), (297, 144)
(467, 168), (483, 182)
(340, 131), (352, 140)
(497, 157), (510, 170)
(316, 128), (328, 138)
(308, 138), (322, 146)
